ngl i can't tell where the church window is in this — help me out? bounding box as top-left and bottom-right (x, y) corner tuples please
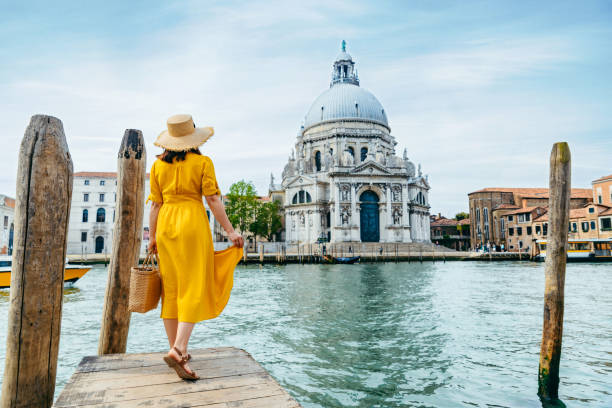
(361, 147), (368, 162)
(82, 209), (88, 223)
(315, 151), (321, 171)
(292, 194), (298, 204)
(96, 208), (105, 223)
(306, 192), (312, 203)
(299, 190), (304, 203)
(348, 146), (354, 158)
(292, 190), (312, 204)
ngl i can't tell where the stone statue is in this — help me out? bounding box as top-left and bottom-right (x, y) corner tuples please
(269, 173), (275, 189)
(299, 213), (305, 225)
(340, 184), (351, 201)
(323, 143), (333, 170)
(418, 163), (422, 177)
(392, 185), (401, 202)
(340, 206), (350, 225)
(393, 207), (401, 225)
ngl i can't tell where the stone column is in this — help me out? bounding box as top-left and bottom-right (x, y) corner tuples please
(334, 181), (341, 227)
(386, 184), (392, 226)
(351, 183), (357, 227)
(402, 184), (410, 227)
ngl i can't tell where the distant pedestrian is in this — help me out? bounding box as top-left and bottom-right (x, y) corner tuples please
(322, 244), (326, 255)
(379, 246), (383, 255)
(501, 243), (505, 252)
(349, 245), (353, 254)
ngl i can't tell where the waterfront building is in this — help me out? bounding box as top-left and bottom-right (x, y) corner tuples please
(67, 171), (221, 255)
(468, 187), (592, 249)
(274, 42), (431, 244)
(592, 173), (612, 206)
(0, 194), (15, 255)
(429, 215), (470, 251)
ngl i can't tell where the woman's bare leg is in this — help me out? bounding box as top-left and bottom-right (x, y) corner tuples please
(163, 318), (178, 347)
(168, 321), (196, 375)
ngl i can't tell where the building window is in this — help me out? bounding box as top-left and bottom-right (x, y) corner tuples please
(82, 209), (88, 222)
(84, 193), (89, 202)
(526, 226), (532, 235)
(535, 225), (541, 235)
(114, 193), (117, 202)
(591, 221), (596, 230)
(517, 227), (523, 235)
(97, 208), (106, 223)
(601, 218), (612, 231)
(3, 216), (7, 228)
(315, 151), (321, 172)
(100, 193), (105, 202)
(206, 210), (210, 221)
(508, 227), (514, 236)
(361, 147), (368, 162)
(525, 213), (530, 221)
(81, 232), (87, 242)
(508, 215), (513, 222)
(598, 195), (602, 204)
(292, 190), (312, 204)
(582, 222), (589, 232)
(113, 210), (115, 222)
(500, 218), (505, 238)
(571, 223), (577, 232)
(588, 207), (595, 213)
(100, 180), (105, 186)
(543, 223), (548, 236)
(84, 179), (90, 185)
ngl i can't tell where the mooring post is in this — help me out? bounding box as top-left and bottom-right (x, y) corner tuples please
(1, 115), (73, 408)
(259, 243), (264, 264)
(98, 130), (146, 355)
(538, 142), (571, 406)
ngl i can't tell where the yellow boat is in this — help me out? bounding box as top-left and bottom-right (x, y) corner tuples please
(0, 255), (91, 289)
(534, 238), (612, 262)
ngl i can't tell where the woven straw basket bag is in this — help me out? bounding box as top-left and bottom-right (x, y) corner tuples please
(128, 251), (161, 313)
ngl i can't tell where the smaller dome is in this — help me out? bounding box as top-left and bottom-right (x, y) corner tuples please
(335, 51), (352, 61)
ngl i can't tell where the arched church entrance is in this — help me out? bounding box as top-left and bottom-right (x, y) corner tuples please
(95, 236), (104, 254)
(360, 190), (380, 242)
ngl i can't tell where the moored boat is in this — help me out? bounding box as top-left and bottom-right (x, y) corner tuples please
(322, 255), (361, 264)
(0, 255), (92, 289)
(534, 239), (612, 262)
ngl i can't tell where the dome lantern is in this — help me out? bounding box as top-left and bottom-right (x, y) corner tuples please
(331, 40), (359, 87)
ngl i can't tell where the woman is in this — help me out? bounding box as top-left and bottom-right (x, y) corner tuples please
(146, 114), (244, 380)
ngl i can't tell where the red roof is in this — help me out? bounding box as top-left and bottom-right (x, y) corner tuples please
(592, 174), (612, 183)
(431, 218), (459, 227)
(3, 197), (15, 209)
(458, 218), (470, 225)
(501, 206), (544, 216)
(469, 187), (592, 199)
(493, 203), (520, 210)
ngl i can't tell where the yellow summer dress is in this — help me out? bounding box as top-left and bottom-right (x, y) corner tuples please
(146, 152), (242, 323)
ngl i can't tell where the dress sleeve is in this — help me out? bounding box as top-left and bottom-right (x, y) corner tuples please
(202, 156), (221, 196)
(146, 161), (163, 204)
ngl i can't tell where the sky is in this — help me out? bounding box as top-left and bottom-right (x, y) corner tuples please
(1, 0), (611, 216)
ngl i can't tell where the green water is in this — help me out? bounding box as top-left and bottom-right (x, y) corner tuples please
(0, 262), (610, 407)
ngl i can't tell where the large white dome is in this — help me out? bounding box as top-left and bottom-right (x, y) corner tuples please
(303, 83), (389, 130)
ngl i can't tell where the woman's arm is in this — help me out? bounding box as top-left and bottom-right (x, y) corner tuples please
(148, 201), (162, 253)
(205, 194), (244, 248)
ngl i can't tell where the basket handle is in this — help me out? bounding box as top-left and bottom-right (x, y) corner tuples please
(142, 251), (159, 268)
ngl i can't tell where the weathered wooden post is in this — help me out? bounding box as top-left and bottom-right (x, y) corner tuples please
(1, 115), (73, 408)
(259, 243), (264, 264)
(538, 142), (571, 405)
(98, 130), (146, 355)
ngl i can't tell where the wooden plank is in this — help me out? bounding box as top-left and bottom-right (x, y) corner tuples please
(2, 115), (73, 408)
(55, 372), (271, 406)
(73, 383), (285, 408)
(77, 348), (245, 372)
(54, 347), (300, 408)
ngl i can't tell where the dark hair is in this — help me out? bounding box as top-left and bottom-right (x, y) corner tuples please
(156, 147), (202, 163)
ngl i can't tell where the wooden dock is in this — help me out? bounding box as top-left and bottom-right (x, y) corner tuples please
(54, 347), (301, 408)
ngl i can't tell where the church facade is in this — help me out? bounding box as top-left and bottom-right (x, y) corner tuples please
(271, 42), (431, 244)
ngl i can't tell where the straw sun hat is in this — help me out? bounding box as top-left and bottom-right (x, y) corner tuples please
(154, 114), (214, 151)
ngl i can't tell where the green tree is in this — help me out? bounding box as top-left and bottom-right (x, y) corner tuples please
(225, 180), (260, 242)
(251, 200), (283, 241)
(455, 212), (469, 221)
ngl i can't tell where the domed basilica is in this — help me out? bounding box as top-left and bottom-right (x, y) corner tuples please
(271, 42), (431, 243)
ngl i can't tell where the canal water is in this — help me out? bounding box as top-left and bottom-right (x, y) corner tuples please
(0, 261), (610, 407)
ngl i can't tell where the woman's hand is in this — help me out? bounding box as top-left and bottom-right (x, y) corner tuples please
(228, 232), (244, 248)
(148, 238), (158, 254)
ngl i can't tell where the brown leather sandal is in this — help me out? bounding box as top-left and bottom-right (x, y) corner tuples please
(163, 346), (199, 380)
